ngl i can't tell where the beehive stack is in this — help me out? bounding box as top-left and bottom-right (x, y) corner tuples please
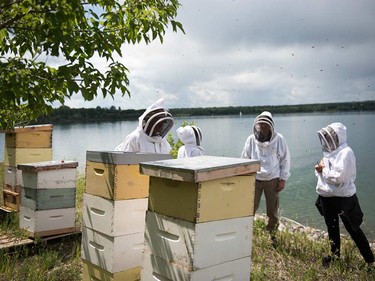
(139, 155), (260, 281)
(1, 124), (53, 212)
(81, 151), (171, 281)
(17, 160), (79, 237)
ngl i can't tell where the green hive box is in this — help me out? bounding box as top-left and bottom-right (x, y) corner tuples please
(21, 187), (76, 211)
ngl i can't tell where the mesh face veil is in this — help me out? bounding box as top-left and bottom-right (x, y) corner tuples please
(142, 109), (174, 138)
(317, 125), (339, 152)
(253, 112), (274, 142)
(191, 125), (202, 146)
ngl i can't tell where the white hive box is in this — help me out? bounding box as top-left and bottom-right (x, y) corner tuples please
(141, 254), (251, 281)
(19, 206), (76, 236)
(144, 211), (253, 270)
(85, 151), (171, 200)
(81, 227), (144, 273)
(82, 260), (141, 281)
(3, 165), (23, 190)
(18, 161), (78, 189)
(82, 193), (148, 236)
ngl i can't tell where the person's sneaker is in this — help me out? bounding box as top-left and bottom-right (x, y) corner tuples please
(268, 229), (278, 248)
(270, 234), (277, 248)
(367, 262), (374, 273)
(322, 255), (339, 267)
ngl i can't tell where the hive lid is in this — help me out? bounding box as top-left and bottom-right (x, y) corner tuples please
(140, 155), (260, 183)
(17, 160), (78, 172)
(1, 124), (53, 133)
(86, 150), (172, 165)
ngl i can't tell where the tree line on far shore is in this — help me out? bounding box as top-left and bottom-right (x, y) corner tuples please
(35, 100), (375, 125)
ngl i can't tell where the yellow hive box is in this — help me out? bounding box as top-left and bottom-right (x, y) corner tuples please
(85, 151), (171, 200)
(4, 148), (52, 167)
(85, 162), (148, 200)
(82, 260), (141, 281)
(148, 175), (255, 223)
(4, 124), (52, 148)
(141, 156), (260, 223)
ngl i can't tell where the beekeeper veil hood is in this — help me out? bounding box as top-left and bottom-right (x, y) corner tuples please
(317, 122), (347, 152)
(253, 111), (275, 142)
(177, 125), (203, 146)
(139, 98), (174, 138)
(191, 125), (203, 146)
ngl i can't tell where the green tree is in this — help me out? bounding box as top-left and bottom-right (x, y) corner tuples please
(0, 0), (184, 129)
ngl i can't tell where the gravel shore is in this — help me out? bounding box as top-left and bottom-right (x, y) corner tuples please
(255, 213), (375, 248)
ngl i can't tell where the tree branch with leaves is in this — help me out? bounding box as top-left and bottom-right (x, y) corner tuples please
(0, 0), (184, 129)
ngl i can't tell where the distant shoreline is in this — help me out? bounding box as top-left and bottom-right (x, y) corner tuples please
(34, 100), (375, 125)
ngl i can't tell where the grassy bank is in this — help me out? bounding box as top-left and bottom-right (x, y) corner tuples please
(252, 219), (374, 280)
(1, 171), (374, 280)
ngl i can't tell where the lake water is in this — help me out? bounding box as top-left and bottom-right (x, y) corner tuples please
(1, 112), (374, 239)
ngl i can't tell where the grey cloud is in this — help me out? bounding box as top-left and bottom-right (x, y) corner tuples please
(62, 0), (375, 110)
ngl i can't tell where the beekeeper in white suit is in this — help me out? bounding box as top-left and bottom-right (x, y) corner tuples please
(114, 98), (174, 153)
(176, 125), (204, 158)
(315, 122), (374, 269)
(241, 111), (291, 239)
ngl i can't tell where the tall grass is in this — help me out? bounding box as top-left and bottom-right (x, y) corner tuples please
(1, 167), (374, 280)
(251, 218), (375, 280)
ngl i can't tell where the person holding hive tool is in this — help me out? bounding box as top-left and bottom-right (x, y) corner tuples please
(314, 122), (374, 270)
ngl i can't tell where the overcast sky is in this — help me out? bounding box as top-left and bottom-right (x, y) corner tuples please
(63, 0), (375, 110)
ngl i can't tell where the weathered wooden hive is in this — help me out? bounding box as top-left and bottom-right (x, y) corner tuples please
(1, 124), (53, 212)
(17, 160), (78, 237)
(81, 151), (171, 281)
(139, 155), (260, 281)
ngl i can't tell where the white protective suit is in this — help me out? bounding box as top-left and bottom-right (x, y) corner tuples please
(114, 98), (173, 153)
(176, 125), (204, 158)
(315, 122), (356, 197)
(241, 111), (291, 181)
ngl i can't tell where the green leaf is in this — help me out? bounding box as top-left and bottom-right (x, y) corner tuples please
(0, 0), (184, 129)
